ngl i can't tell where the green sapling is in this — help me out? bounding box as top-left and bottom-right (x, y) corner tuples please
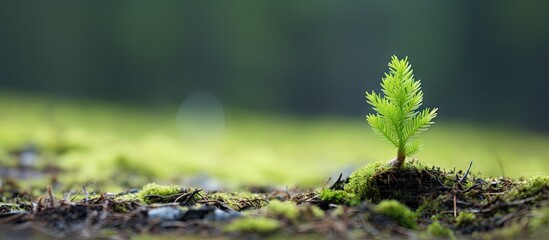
(366, 56), (437, 168)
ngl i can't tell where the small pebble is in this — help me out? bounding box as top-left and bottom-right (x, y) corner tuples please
(148, 207), (183, 221)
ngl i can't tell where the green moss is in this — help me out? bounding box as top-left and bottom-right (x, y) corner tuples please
(331, 206), (345, 217)
(137, 183), (182, 204)
(415, 195), (445, 215)
(456, 212), (476, 227)
(0, 203), (31, 213)
(427, 221), (454, 238)
(113, 193), (138, 201)
(224, 217), (280, 233)
(344, 162), (385, 201)
(506, 174), (549, 199)
(267, 200), (299, 220)
(209, 191), (247, 201)
(111, 202), (131, 213)
(309, 205), (325, 219)
(319, 189), (360, 206)
(208, 192), (267, 211)
(253, 200), (324, 225)
(374, 200), (417, 229)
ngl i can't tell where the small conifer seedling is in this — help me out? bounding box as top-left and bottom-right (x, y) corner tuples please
(366, 56), (437, 168)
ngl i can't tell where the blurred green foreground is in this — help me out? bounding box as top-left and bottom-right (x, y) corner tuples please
(1, 90), (548, 191)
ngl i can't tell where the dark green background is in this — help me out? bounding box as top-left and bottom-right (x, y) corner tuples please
(1, 1), (548, 130)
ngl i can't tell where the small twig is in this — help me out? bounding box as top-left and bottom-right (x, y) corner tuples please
(174, 189), (203, 205)
(301, 195), (317, 204)
(455, 200), (474, 206)
(173, 193), (187, 203)
(435, 174), (451, 189)
(450, 161), (475, 218)
(329, 173), (345, 190)
(459, 161), (473, 184)
(322, 177), (332, 190)
(70, 181), (94, 202)
(285, 186), (291, 200)
(482, 192), (506, 195)
(184, 189), (202, 205)
(83, 186), (89, 202)
(440, 210), (463, 215)
(495, 212), (518, 226)
(47, 186), (56, 208)
(461, 183), (479, 193)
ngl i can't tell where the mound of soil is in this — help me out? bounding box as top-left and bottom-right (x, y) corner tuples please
(363, 165), (449, 208)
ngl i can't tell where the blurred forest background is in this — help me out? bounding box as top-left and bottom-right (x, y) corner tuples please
(1, 1), (548, 189)
(1, 1), (548, 130)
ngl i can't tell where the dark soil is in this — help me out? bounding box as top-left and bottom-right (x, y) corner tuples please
(362, 165), (450, 208)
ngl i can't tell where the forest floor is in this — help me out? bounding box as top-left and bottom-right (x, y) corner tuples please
(0, 158), (548, 240)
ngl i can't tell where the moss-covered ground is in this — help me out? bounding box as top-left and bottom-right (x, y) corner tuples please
(1, 166), (547, 239)
(1, 91), (548, 239)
